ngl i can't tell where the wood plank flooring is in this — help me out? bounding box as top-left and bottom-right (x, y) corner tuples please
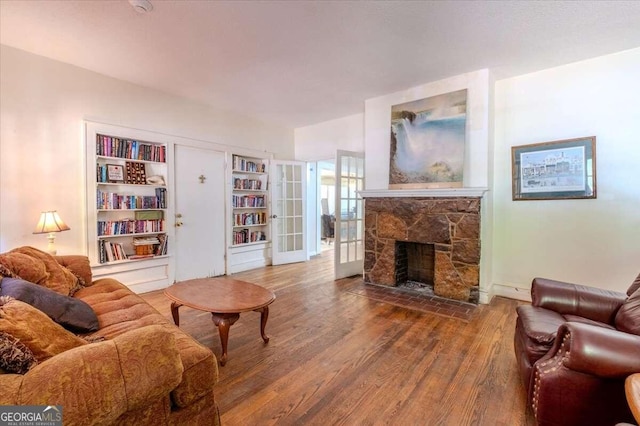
(141, 250), (535, 425)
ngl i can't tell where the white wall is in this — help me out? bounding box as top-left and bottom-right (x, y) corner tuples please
(0, 45), (293, 254)
(493, 48), (640, 295)
(294, 113), (364, 161)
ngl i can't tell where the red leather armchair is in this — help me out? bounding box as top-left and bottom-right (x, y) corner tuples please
(514, 275), (640, 426)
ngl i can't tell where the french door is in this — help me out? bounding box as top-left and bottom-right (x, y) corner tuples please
(270, 160), (307, 265)
(334, 151), (365, 279)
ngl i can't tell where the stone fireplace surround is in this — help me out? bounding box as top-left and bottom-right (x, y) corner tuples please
(362, 191), (483, 304)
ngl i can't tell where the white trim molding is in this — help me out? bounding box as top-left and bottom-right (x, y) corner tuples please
(358, 188), (488, 198)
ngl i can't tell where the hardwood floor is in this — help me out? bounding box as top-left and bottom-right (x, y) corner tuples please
(142, 250), (535, 425)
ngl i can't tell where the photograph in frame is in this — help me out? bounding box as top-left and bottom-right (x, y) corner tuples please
(107, 164), (125, 183)
(511, 136), (596, 200)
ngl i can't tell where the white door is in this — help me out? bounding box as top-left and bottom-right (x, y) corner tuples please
(174, 145), (226, 281)
(270, 160), (307, 265)
(334, 151), (365, 279)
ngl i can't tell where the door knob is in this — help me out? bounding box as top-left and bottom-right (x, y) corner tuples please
(270, 214), (278, 219)
(175, 221), (183, 227)
(176, 213), (183, 218)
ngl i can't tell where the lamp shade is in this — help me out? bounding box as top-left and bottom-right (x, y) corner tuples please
(33, 211), (70, 234)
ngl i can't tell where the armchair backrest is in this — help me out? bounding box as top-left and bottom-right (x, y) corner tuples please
(628, 273), (640, 297)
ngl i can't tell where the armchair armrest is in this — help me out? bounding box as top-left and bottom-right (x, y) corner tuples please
(553, 322), (640, 378)
(0, 325), (183, 425)
(532, 277), (626, 324)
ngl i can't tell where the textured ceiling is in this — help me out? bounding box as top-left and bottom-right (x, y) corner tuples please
(2, 0), (640, 128)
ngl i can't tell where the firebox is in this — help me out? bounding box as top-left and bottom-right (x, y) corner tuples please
(395, 241), (435, 292)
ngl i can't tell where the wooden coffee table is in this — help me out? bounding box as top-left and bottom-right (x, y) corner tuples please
(164, 276), (276, 366)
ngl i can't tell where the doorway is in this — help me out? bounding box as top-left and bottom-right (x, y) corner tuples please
(318, 160), (336, 253)
(174, 145), (226, 281)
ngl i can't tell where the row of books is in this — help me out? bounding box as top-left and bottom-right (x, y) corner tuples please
(155, 234), (168, 256)
(233, 212), (267, 227)
(232, 155), (265, 173)
(232, 229), (266, 245)
(97, 188), (167, 210)
(232, 194), (265, 208)
(98, 219), (165, 236)
(98, 240), (127, 263)
(97, 134), (166, 163)
(98, 234), (168, 263)
(233, 178), (263, 190)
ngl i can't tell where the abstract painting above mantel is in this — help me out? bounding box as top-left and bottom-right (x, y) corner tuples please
(511, 136), (597, 200)
(389, 89), (467, 189)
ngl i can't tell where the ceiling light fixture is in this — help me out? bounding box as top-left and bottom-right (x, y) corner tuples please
(129, 0), (153, 14)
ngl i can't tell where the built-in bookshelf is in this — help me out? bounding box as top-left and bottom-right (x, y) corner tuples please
(230, 154), (269, 247)
(85, 122), (173, 294)
(93, 133), (169, 264)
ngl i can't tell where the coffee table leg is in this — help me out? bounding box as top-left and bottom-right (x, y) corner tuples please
(256, 306), (270, 343)
(170, 302), (182, 326)
(211, 313), (240, 366)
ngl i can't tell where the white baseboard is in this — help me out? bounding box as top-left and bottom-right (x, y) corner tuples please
(491, 283), (531, 302)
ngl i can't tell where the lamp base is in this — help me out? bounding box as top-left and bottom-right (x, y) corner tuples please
(47, 233), (57, 256)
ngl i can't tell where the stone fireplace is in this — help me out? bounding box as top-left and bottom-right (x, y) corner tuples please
(363, 195), (481, 304)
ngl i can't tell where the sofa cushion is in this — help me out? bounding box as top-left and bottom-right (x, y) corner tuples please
(0, 252), (48, 283)
(0, 330), (38, 374)
(0, 297), (87, 362)
(9, 247), (81, 296)
(75, 278), (218, 408)
(516, 305), (565, 344)
(615, 287), (640, 335)
(0, 277), (98, 332)
(562, 314), (616, 330)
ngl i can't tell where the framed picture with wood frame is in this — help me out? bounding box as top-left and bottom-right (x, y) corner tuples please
(106, 164), (125, 183)
(511, 136), (596, 200)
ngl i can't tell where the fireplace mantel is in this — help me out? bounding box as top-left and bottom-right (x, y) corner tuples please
(358, 188), (488, 198)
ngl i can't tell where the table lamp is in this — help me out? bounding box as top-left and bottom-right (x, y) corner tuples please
(33, 211), (70, 255)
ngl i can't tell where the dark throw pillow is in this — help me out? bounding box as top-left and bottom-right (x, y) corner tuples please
(0, 277), (99, 333)
(0, 331), (38, 374)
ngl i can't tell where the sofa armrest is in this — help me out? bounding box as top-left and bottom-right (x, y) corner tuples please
(531, 277), (627, 324)
(0, 325), (183, 425)
(53, 255), (93, 286)
(553, 322), (640, 378)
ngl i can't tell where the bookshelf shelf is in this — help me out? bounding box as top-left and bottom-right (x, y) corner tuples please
(230, 240), (271, 248)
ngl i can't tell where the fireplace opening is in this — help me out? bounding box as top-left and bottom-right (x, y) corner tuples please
(395, 241), (435, 295)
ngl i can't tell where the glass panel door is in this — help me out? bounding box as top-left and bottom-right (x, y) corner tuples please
(334, 151), (364, 279)
(270, 160), (307, 265)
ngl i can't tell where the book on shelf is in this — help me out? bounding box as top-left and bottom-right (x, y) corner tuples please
(155, 234), (168, 256)
(232, 155), (266, 173)
(233, 211), (267, 226)
(99, 240), (128, 263)
(98, 219), (165, 236)
(231, 194), (265, 208)
(96, 188), (166, 209)
(232, 229), (266, 245)
(233, 178), (263, 190)
(96, 134), (166, 163)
